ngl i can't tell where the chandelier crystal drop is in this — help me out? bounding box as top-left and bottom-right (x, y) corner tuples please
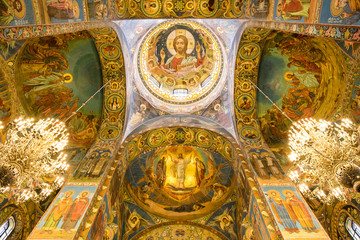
(288, 118), (360, 204)
(0, 117), (69, 203)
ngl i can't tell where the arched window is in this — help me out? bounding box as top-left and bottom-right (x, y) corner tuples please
(0, 216), (15, 240)
(346, 217), (360, 240)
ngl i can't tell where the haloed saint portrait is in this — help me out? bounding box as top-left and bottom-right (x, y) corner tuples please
(138, 21), (224, 105)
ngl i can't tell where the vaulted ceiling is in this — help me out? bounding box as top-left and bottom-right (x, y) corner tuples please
(0, 2), (359, 238)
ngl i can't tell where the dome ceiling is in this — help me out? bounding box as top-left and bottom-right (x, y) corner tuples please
(136, 20), (226, 110)
(116, 19), (245, 140)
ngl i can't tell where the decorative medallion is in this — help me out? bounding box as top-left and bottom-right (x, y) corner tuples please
(114, 0), (127, 18)
(239, 43), (260, 60)
(147, 129), (165, 148)
(105, 93), (124, 112)
(140, 0), (161, 17)
(136, 21), (225, 112)
(232, 0), (243, 17)
(127, 141), (138, 161)
(197, 0), (219, 17)
(196, 130), (213, 148)
(235, 94), (254, 113)
(223, 141), (233, 160)
(100, 126), (120, 140)
(239, 126), (260, 142)
(100, 43), (121, 60)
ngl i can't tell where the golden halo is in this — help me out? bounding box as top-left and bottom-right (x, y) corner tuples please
(79, 190), (91, 197)
(284, 71), (294, 81)
(73, 1), (80, 18)
(282, 190), (295, 196)
(63, 73), (73, 83)
(267, 190), (280, 197)
(111, 82), (119, 89)
(104, 227), (114, 239)
(165, 78), (175, 86)
(330, 0), (343, 17)
(64, 190), (75, 197)
(214, 104), (221, 111)
(166, 29), (195, 55)
(14, 0), (26, 19)
(140, 104), (147, 111)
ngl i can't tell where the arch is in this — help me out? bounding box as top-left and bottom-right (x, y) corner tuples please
(122, 127), (238, 218)
(112, 126), (249, 238)
(25, 27), (127, 240)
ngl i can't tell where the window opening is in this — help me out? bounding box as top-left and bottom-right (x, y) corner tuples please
(0, 216), (15, 240)
(346, 217), (360, 240)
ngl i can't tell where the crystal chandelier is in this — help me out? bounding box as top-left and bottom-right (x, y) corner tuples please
(0, 117), (69, 203)
(288, 118), (360, 204)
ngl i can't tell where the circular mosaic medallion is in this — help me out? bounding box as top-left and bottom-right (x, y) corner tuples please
(239, 43), (260, 60)
(100, 43), (121, 60)
(114, 0), (127, 17)
(137, 21), (225, 108)
(105, 93), (124, 112)
(127, 141), (137, 161)
(235, 94), (255, 113)
(198, 0), (219, 17)
(232, 0), (243, 17)
(147, 129), (165, 147)
(239, 126), (260, 142)
(196, 130), (213, 148)
(223, 141), (233, 160)
(100, 127), (120, 140)
(140, 0), (161, 17)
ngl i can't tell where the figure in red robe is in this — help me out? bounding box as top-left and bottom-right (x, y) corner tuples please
(61, 190), (90, 232)
(159, 35), (204, 72)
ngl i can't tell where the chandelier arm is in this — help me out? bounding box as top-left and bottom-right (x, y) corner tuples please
(23, 136), (36, 152)
(246, 78), (294, 123)
(312, 147), (334, 162)
(64, 79), (112, 123)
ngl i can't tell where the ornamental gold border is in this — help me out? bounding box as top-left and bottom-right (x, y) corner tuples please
(125, 127), (235, 163)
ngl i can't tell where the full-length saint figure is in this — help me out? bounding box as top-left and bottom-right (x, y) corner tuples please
(171, 153), (190, 188)
(160, 35), (204, 72)
(283, 190), (316, 231)
(267, 190), (298, 232)
(61, 191), (90, 232)
(43, 190), (74, 233)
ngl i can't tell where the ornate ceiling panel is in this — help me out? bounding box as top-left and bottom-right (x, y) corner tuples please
(115, 19), (245, 140)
